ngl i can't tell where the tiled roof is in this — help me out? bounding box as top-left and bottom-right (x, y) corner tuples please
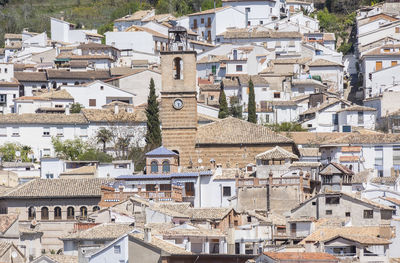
(238, 75), (268, 86)
(154, 223), (225, 237)
(289, 162), (321, 168)
(323, 33), (336, 41)
(213, 168), (241, 180)
(197, 55), (228, 64)
(4, 33), (22, 39)
(3, 178), (112, 198)
(145, 146), (178, 156)
(300, 98), (348, 115)
(292, 78), (326, 87)
(129, 233), (192, 255)
(39, 89), (74, 100)
(362, 44), (400, 57)
(189, 6), (230, 16)
(61, 223), (134, 240)
(199, 84), (220, 91)
(256, 146), (298, 160)
(0, 214), (18, 234)
(43, 254), (78, 263)
(358, 13), (399, 26)
(299, 148), (320, 157)
(0, 113), (87, 124)
(1, 162), (34, 168)
(264, 252), (338, 261)
(81, 108), (146, 123)
(320, 162), (354, 176)
(14, 72), (47, 82)
(196, 117), (293, 145)
(60, 166), (96, 176)
(110, 67), (143, 76)
(337, 105), (376, 112)
(308, 59), (344, 67)
(114, 10), (154, 22)
(220, 28), (302, 39)
(325, 234), (391, 245)
(221, 78), (240, 87)
(77, 43), (115, 50)
(70, 60), (89, 68)
(47, 70), (111, 80)
(300, 226), (388, 245)
(141, 13), (176, 22)
(321, 133), (400, 145)
(340, 192), (393, 210)
(124, 25), (167, 39)
(283, 132), (347, 145)
(370, 176), (398, 186)
(187, 208), (232, 220)
(57, 53), (114, 61)
(351, 169), (373, 184)
(149, 203), (191, 218)
(339, 156), (359, 162)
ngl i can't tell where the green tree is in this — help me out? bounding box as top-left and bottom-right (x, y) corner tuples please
(70, 103), (83, 113)
(201, 0), (222, 11)
(96, 128), (113, 153)
(229, 95), (242, 119)
(129, 145), (146, 172)
(145, 78), (162, 149)
(247, 79), (257, 123)
(218, 82), (229, 119)
(79, 149), (113, 162)
(0, 143), (32, 162)
(52, 137), (88, 161)
(266, 122), (306, 132)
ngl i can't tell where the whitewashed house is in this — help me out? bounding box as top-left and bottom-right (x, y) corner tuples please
(61, 81), (135, 109)
(14, 72), (48, 96)
(358, 20), (400, 51)
(308, 59), (344, 95)
(0, 63), (19, 114)
(364, 91), (400, 120)
(291, 79), (326, 97)
(286, 0), (314, 14)
(50, 17), (102, 44)
(264, 12), (320, 34)
(47, 69), (111, 88)
(113, 10), (155, 31)
(188, 6), (245, 44)
(221, 0), (280, 26)
(337, 105), (377, 132)
(361, 44), (400, 98)
(357, 13), (399, 36)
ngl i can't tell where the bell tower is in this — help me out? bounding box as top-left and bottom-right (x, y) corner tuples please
(160, 26), (198, 168)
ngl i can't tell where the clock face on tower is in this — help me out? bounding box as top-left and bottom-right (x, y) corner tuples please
(173, 98), (184, 110)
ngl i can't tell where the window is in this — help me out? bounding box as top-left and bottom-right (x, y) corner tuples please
(223, 186), (231, 197)
(74, 81), (79, 85)
(114, 245), (121, 254)
(212, 65), (216, 75)
(45, 173), (54, 179)
(325, 196), (340, 204)
(193, 19), (197, 29)
(236, 65), (243, 72)
(93, 206), (100, 212)
(80, 127), (88, 137)
(247, 216), (252, 223)
(57, 127), (64, 136)
(394, 146), (400, 169)
(260, 20), (263, 25)
(0, 94), (6, 104)
(201, 18), (204, 24)
(274, 92), (280, 98)
(245, 7), (251, 12)
(332, 113), (338, 125)
(185, 182), (195, 196)
(345, 212), (351, 217)
(43, 127), (50, 136)
(376, 61), (382, 71)
(207, 31), (211, 42)
(150, 161), (158, 173)
(28, 207), (36, 220)
(89, 99), (96, 107)
(4, 68), (7, 73)
(396, 27), (400, 33)
(392, 61), (398, 67)
(12, 127), (19, 136)
(162, 160), (170, 173)
(326, 210), (332, 215)
(363, 210), (373, 219)
(207, 17), (211, 27)
(298, 87), (305, 93)
(375, 146), (383, 176)
(41, 207), (49, 220)
(54, 207), (62, 220)
(358, 111), (364, 124)
(247, 21), (251, 26)
(100, 86), (104, 90)
(80, 206), (88, 218)
(312, 202), (316, 206)
(43, 149), (50, 157)
(67, 207), (75, 220)
(173, 57), (183, 80)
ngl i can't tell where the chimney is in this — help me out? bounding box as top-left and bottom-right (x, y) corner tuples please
(65, 105), (70, 115)
(144, 227), (152, 243)
(114, 103), (119, 115)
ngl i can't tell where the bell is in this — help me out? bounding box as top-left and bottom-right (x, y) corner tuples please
(175, 33), (181, 42)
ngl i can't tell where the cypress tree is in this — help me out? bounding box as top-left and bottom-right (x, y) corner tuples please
(218, 81), (229, 119)
(247, 78), (257, 123)
(145, 78), (162, 149)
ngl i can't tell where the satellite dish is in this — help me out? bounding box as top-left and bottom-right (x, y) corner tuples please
(15, 151), (21, 157)
(11, 251), (17, 258)
(198, 158), (203, 164)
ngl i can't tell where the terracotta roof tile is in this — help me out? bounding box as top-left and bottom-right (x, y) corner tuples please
(220, 28), (302, 39)
(196, 117), (293, 145)
(61, 223), (134, 240)
(337, 105), (376, 112)
(47, 70), (111, 80)
(115, 10), (154, 22)
(322, 133), (400, 145)
(256, 146), (298, 160)
(299, 148), (320, 157)
(0, 214), (18, 234)
(45, 254), (78, 263)
(39, 89), (74, 100)
(81, 108), (146, 123)
(264, 252), (338, 261)
(308, 59), (344, 67)
(14, 72), (48, 82)
(129, 233), (192, 255)
(0, 113), (87, 124)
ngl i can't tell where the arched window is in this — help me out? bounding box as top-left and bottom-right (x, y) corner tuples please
(173, 57), (183, 80)
(28, 207), (35, 220)
(93, 206), (100, 212)
(162, 160), (170, 173)
(41, 207), (49, 220)
(74, 81), (79, 85)
(41, 84), (46, 90)
(80, 206), (88, 218)
(67, 206), (75, 220)
(173, 150), (180, 166)
(54, 207), (62, 220)
(151, 161), (158, 173)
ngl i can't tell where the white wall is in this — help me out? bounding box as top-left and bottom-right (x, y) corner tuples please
(88, 235), (129, 263)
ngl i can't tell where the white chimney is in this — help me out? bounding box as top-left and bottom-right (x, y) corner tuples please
(144, 227), (152, 243)
(114, 103), (119, 115)
(65, 105), (70, 115)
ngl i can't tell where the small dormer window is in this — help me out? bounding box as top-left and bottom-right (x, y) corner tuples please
(151, 161), (158, 173)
